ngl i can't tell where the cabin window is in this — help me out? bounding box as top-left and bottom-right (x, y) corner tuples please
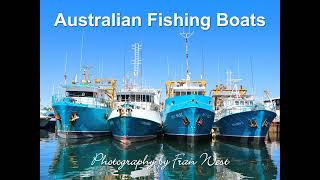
(121, 95), (126, 102)
(130, 95), (136, 102)
(249, 101), (253, 105)
(235, 101), (239, 105)
(181, 92), (186, 96)
(136, 94), (141, 102)
(240, 101), (244, 105)
(117, 95), (121, 101)
(66, 91), (93, 97)
(142, 95), (146, 102)
(146, 95), (150, 102)
(187, 92), (191, 95)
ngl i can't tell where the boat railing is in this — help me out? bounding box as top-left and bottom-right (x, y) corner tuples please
(52, 94), (113, 108)
(218, 104), (267, 118)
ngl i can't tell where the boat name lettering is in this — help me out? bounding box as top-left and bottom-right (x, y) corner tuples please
(231, 121), (243, 126)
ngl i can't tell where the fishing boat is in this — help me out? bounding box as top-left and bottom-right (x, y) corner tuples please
(40, 109), (50, 128)
(211, 70), (277, 143)
(108, 43), (162, 143)
(162, 32), (215, 138)
(45, 107), (56, 129)
(52, 65), (116, 138)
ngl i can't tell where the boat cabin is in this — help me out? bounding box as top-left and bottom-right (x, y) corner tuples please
(224, 98), (254, 107)
(115, 89), (161, 111)
(116, 92), (155, 103)
(165, 80), (207, 98)
(65, 85), (102, 98)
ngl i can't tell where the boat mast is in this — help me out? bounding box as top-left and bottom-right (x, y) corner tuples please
(131, 42), (142, 88)
(64, 51), (68, 85)
(123, 53), (127, 90)
(80, 31), (84, 72)
(180, 27), (194, 81)
(250, 57), (255, 98)
(201, 48), (204, 80)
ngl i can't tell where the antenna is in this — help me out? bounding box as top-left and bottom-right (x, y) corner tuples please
(131, 42), (142, 87)
(64, 51), (68, 85)
(226, 69), (232, 89)
(123, 53), (127, 89)
(75, 74), (78, 83)
(250, 57), (255, 97)
(201, 48), (204, 79)
(140, 45), (143, 88)
(179, 28), (194, 81)
(80, 31), (84, 71)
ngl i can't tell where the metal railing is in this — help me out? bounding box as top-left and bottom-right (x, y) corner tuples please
(52, 94), (113, 108)
(217, 104), (268, 119)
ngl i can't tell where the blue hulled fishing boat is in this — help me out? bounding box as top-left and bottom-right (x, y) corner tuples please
(163, 80), (214, 137)
(162, 32), (215, 138)
(52, 65), (116, 138)
(211, 70), (277, 143)
(40, 109), (51, 128)
(108, 43), (162, 143)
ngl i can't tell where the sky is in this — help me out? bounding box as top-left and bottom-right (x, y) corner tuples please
(40, 0), (279, 106)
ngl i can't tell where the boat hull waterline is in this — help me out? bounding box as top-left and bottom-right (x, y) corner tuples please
(216, 110), (276, 142)
(53, 102), (111, 139)
(163, 95), (215, 137)
(108, 111), (162, 143)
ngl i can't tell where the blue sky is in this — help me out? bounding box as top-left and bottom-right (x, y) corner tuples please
(41, 0), (279, 105)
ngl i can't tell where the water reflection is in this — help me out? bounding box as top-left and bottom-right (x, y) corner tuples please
(40, 129), (55, 140)
(108, 139), (162, 179)
(46, 137), (279, 179)
(212, 140), (278, 179)
(162, 138), (216, 179)
(48, 137), (113, 179)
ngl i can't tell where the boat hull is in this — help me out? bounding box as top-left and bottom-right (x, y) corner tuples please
(40, 117), (50, 128)
(163, 95), (215, 137)
(52, 102), (111, 139)
(216, 110), (277, 143)
(108, 114), (162, 143)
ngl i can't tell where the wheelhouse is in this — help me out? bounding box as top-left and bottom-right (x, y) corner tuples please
(165, 80), (207, 98)
(116, 92), (155, 103)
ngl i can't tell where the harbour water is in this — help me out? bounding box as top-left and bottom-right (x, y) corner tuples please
(40, 129), (280, 179)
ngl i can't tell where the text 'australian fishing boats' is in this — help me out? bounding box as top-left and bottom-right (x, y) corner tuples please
(162, 31), (215, 139)
(107, 43), (162, 143)
(52, 65), (116, 138)
(211, 70), (277, 144)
